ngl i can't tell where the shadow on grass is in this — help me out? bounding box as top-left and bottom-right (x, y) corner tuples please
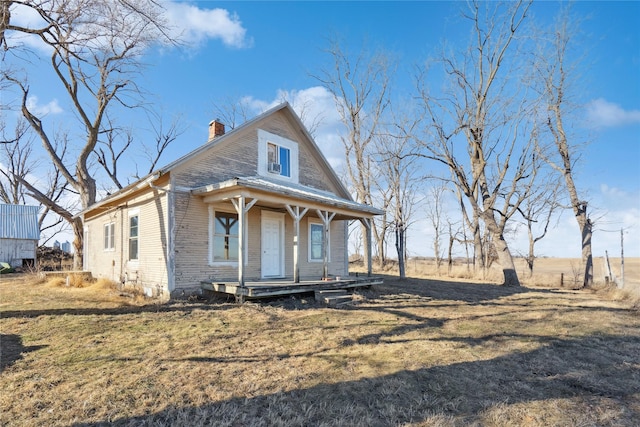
(0, 300), (235, 319)
(73, 333), (640, 426)
(0, 334), (47, 373)
(370, 274), (543, 303)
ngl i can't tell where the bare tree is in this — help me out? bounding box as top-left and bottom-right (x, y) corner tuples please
(95, 112), (184, 188)
(535, 7), (594, 287)
(2, 0), (174, 268)
(312, 37), (392, 265)
(0, 118), (32, 204)
(516, 143), (562, 277)
(0, 117), (73, 244)
(416, 0), (535, 286)
(375, 126), (420, 278)
(212, 96), (254, 131)
(425, 182), (449, 273)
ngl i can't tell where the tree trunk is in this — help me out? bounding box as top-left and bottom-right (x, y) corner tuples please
(71, 218), (84, 270)
(493, 233), (520, 287)
(395, 226), (406, 279)
(579, 209), (593, 287)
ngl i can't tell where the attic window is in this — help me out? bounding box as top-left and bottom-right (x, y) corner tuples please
(258, 129), (298, 183)
(267, 142), (290, 177)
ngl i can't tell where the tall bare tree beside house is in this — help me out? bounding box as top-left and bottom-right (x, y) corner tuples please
(312, 37), (392, 264)
(534, 7), (594, 287)
(1, 0), (175, 268)
(0, 117), (72, 243)
(416, 0), (536, 286)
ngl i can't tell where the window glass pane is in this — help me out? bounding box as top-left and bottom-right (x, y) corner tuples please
(310, 224), (324, 260)
(279, 146), (290, 177)
(129, 238), (138, 260)
(129, 216), (138, 238)
(104, 223), (115, 249)
(215, 212), (238, 234)
(129, 216), (139, 260)
(213, 212), (239, 261)
(267, 142), (278, 164)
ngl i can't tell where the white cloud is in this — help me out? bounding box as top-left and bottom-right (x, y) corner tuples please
(164, 2), (252, 49)
(26, 96), (63, 116)
(586, 98), (640, 128)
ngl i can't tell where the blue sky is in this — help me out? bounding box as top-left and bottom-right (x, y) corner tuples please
(4, 1), (640, 259)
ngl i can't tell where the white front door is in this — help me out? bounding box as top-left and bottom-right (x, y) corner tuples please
(261, 212), (284, 278)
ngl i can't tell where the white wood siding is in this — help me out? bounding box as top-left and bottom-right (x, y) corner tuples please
(84, 187), (169, 297)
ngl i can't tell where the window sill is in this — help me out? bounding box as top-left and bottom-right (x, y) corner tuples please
(209, 261), (239, 267)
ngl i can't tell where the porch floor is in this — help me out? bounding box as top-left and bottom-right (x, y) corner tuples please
(201, 275), (383, 299)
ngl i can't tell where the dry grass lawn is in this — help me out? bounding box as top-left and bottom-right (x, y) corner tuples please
(1, 260), (639, 426)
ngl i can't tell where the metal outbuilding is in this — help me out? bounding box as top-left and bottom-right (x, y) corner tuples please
(0, 204), (40, 269)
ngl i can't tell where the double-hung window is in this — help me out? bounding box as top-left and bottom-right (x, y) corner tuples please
(213, 211), (239, 262)
(129, 214), (139, 261)
(267, 142), (291, 178)
(104, 222), (115, 251)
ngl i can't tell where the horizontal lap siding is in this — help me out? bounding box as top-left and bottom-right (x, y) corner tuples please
(172, 130), (257, 188)
(84, 189), (169, 294)
(297, 219), (347, 279)
(85, 209), (120, 283)
(173, 194), (263, 290)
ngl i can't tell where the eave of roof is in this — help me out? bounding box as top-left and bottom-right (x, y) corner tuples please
(192, 176), (384, 217)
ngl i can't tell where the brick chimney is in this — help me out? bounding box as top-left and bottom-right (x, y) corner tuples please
(208, 119), (225, 140)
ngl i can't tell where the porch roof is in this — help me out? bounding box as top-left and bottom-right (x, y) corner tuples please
(191, 176), (384, 220)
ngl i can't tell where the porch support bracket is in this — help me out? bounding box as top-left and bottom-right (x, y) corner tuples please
(316, 209), (336, 279)
(231, 196), (258, 302)
(285, 205), (309, 283)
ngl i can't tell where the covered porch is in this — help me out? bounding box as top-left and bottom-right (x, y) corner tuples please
(192, 176), (383, 301)
(201, 275), (383, 299)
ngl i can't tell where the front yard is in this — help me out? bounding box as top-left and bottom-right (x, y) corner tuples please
(1, 273), (639, 426)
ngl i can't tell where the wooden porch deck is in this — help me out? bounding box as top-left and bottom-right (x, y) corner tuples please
(201, 275), (383, 299)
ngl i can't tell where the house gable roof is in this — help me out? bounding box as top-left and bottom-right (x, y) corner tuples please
(79, 102), (365, 217)
(162, 102), (352, 200)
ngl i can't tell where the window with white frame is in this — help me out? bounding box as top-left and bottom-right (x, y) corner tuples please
(103, 222), (115, 251)
(267, 142), (291, 177)
(309, 221), (330, 262)
(212, 211), (239, 262)
(128, 214), (139, 261)
(258, 129), (298, 182)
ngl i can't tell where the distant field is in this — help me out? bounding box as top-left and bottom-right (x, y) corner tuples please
(396, 256), (640, 293)
(1, 267), (638, 426)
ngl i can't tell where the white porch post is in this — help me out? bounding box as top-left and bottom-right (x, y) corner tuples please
(231, 196), (257, 301)
(316, 209), (336, 279)
(360, 217), (373, 277)
(285, 205), (308, 283)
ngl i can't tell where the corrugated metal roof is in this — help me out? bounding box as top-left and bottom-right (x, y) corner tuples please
(0, 204), (40, 240)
